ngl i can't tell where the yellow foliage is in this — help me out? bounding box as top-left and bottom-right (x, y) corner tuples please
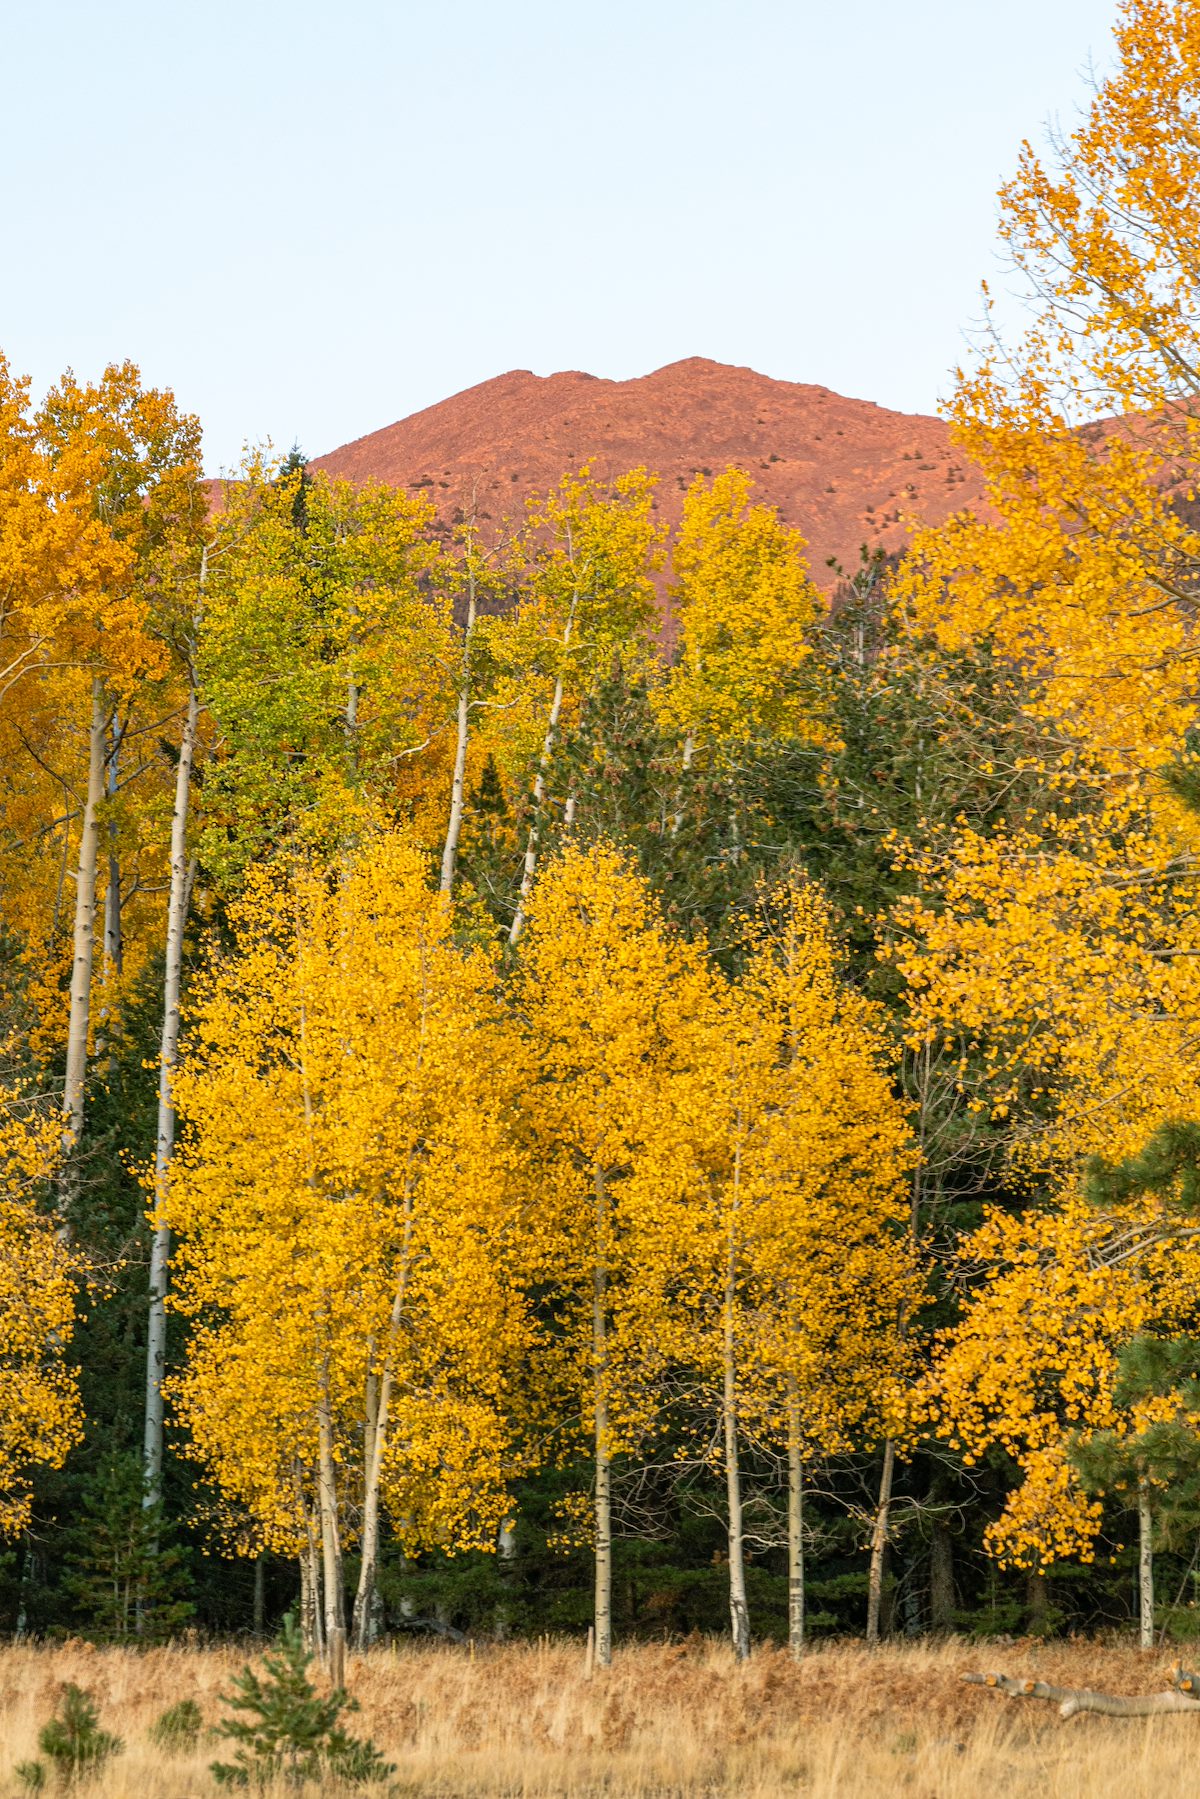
(0, 1064), (82, 1536)
(165, 832), (531, 1557)
(660, 470), (826, 759)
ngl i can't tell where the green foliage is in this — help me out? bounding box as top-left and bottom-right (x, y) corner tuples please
(17, 1684), (122, 1787)
(148, 1698), (204, 1751)
(211, 1613), (393, 1788)
(63, 1451), (193, 1643)
(1086, 1121), (1200, 1215)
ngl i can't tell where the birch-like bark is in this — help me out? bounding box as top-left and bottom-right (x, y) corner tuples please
(143, 678), (200, 1511)
(1139, 1478), (1155, 1651)
(102, 717), (123, 980)
(496, 1516), (517, 1640)
(351, 1258), (410, 1650)
(670, 731), (695, 838)
(60, 676), (107, 1199)
(508, 594), (578, 946)
(316, 1360), (346, 1681)
(299, 1524), (325, 1659)
(866, 1437), (896, 1643)
(352, 1099), (420, 1647)
(787, 1385), (805, 1660)
(440, 560), (477, 894)
(723, 1136), (750, 1661)
(593, 1162), (613, 1668)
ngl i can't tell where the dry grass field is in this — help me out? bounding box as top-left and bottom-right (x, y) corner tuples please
(2, 1635), (1200, 1796)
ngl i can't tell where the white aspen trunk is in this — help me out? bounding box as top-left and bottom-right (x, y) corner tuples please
(143, 677), (200, 1512)
(317, 1363), (346, 1681)
(496, 1516), (517, 1640)
(439, 562), (477, 894)
(352, 1362), (387, 1652)
(102, 717), (122, 980)
(345, 596), (360, 773)
(300, 1537), (325, 1659)
(593, 1162), (613, 1668)
(352, 1194), (416, 1650)
(866, 1437), (896, 1644)
(671, 730), (695, 837)
(60, 676), (107, 1196)
(723, 1138), (750, 1662)
(787, 1385), (805, 1661)
(1139, 1478), (1154, 1651)
(563, 787), (577, 830)
(509, 595), (578, 946)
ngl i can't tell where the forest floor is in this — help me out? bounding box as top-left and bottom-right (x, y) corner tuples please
(1, 1634), (1198, 1795)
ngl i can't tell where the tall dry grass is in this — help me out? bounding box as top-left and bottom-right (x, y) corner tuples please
(0, 1635), (1198, 1795)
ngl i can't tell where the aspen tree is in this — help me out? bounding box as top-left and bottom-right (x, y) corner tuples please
(143, 543), (208, 1513)
(629, 878), (917, 1658)
(33, 364), (201, 1200)
(199, 469), (443, 884)
(660, 470), (825, 835)
(438, 504), (511, 894)
(515, 841), (713, 1663)
(166, 833), (529, 1655)
(898, 0), (1200, 775)
(507, 471), (662, 944)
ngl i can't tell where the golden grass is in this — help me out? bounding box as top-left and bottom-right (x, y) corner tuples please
(2, 1635), (1199, 1795)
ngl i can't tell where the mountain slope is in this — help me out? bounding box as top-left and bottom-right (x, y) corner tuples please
(310, 358), (986, 583)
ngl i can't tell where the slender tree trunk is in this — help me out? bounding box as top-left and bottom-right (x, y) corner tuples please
(60, 676), (107, 1199)
(593, 1163), (612, 1668)
(351, 1204), (415, 1650)
(787, 1385), (805, 1661)
(671, 730), (695, 836)
(440, 563), (477, 894)
(316, 1361), (346, 1682)
(723, 1163), (750, 1661)
(866, 1438), (896, 1644)
(253, 1553), (266, 1635)
(352, 1364), (388, 1652)
(300, 1530), (325, 1660)
(496, 1516), (517, 1640)
(1139, 1477), (1154, 1651)
(102, 716), (122, 980)
(509, 597), (577, 945)
(143, 678), (200, 1512)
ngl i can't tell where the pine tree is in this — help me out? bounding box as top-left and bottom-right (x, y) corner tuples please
(211, 1613), (393, 1787)
(15, 1683), (122, 1789)
(63, 1451), (193, 1642)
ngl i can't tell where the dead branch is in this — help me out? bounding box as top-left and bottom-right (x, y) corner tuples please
(963, 1667), (1200, 1719)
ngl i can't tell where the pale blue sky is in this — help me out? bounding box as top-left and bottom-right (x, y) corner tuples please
(4, 1), (1119, 472)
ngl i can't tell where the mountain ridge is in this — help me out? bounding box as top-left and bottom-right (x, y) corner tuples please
(310, 357), (988, 584)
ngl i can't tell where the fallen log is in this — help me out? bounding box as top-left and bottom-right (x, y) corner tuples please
(963, 1667), (1200, 1719)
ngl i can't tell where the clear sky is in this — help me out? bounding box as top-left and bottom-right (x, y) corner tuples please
(4, 1), (1120, 473)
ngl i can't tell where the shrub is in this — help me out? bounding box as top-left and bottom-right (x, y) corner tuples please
(148, 1697), (204, 1750)
(13, 1683), (122, 1788)
(211, 1612), (393, 1787)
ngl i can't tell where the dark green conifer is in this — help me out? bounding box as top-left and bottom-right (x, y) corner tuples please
(211, 1612), (393, 1787)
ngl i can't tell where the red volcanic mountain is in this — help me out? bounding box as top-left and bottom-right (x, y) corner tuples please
(310, 358), (986, 586)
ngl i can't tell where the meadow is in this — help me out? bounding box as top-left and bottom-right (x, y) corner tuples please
(1, 1636), (1198, 1796)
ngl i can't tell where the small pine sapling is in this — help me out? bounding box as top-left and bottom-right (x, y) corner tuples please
(211, 1612), (393, 1787)
(14, 1683), (123, 1788)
